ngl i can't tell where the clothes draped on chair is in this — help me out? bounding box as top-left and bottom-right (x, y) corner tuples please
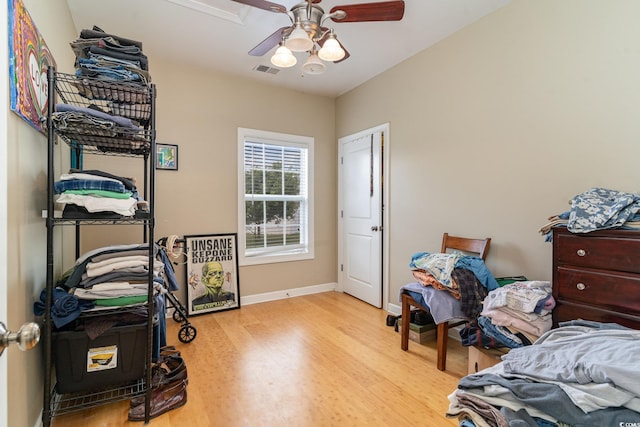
(399, 233), (494, 371)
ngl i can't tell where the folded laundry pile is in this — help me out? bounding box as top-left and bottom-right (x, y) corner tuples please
(49, 26), (154, 153)
(47, 27), (155, 158)
(70, 25), (150, 85)
(539, 187), (640, 241)
(54, 168), (147, 218)
(34, 243), (179, 360)
(461, 280), (554, 349)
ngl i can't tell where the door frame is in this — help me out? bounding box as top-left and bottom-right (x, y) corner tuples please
(337, 123), (390, 311)
(1, 1), (10, 422)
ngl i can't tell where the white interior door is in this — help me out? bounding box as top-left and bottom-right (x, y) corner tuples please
(340, 131), (382, 307)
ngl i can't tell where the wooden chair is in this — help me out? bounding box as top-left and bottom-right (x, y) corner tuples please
(400, 233), (491, 371)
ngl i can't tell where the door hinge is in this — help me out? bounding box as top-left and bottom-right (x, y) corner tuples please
(340, 264), (343, 272)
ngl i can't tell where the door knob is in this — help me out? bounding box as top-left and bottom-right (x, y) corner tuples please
(371, 226), (378, 231)
(0, 321), (40, 357)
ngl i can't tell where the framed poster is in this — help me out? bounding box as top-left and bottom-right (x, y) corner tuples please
(8, 0), (57, 133)
(156, 143), (178, 170)
(185, 234), (240, 315)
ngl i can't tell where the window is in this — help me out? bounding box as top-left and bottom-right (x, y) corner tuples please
(237, 128), (314, 265)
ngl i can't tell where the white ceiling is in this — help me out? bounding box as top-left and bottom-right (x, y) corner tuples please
(65, 0), (511, 98)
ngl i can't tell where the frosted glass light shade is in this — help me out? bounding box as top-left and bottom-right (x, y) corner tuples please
(302, 52), (326, 75)
(285, 26), (313, 52)
(318, 35), (345, 62)
(271, 45), (297, 68)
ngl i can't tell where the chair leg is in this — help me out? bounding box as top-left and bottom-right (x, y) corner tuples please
(400, 293), (449, 371)
(436, 321), (448, 371)
(400, 294), (410, 351)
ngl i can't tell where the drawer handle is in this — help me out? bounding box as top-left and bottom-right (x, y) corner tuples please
(576, 249), (586, 257)
(576, 283), (586, 291)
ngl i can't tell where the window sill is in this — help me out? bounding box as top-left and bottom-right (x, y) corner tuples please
(239, 251), (314, 266)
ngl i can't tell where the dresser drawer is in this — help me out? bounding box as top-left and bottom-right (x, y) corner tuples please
(554, 301), (640, 329)
(556, 266), (640, 314)
(554, 231), (640, 274)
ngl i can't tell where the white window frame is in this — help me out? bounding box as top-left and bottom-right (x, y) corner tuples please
(237, 128), (314, 266)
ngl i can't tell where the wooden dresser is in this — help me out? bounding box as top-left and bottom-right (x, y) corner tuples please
(552, 227), (640, 329)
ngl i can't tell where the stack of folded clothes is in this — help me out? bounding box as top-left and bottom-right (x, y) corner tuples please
(50, 102), (150, 154)
(128, 345), (188, 421)
(66, 26), (152, 133)
(539, 188), (640, 241)
(70, 26), (150, 85)
(54, 168), (148, 218)
(44, 243), (180, 358)
(61, 243), (167, 299)
(474, 280), (555, 349)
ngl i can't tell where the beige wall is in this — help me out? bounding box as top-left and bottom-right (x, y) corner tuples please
(7, 1), (77, 426)
(336, 0), (640, 307)
(80, 58), (338, 303)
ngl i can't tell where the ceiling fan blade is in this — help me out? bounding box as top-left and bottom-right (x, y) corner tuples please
(330, 0), (405, 22)
(229, 0), (288, 14)
(248, 26), (291, 56)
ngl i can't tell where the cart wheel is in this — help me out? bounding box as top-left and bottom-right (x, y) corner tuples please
(172, 309), (185, 323)
(178, 325), (197, 343)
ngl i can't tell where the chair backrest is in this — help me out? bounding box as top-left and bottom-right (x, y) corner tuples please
(440, 233), (491, 260)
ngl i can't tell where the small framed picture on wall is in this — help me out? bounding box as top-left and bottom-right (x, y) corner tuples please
(156, 143), (178, 170)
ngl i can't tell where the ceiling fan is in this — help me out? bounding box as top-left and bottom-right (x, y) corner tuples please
(231, 0), (405, 75)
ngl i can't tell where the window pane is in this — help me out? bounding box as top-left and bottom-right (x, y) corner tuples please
(245, 200), (264, 249)
(285, 201), (302, 245)
(245, 169), (263, 195)
(265, 169), (282, 195)
(245, 143), (265, 195)
(264, 200), (284, 248)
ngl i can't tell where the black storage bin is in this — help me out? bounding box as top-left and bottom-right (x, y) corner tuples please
(53, 322), (148, 394)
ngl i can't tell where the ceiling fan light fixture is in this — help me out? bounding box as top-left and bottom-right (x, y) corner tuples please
(271, 44), (297, 68)
(285, 24), (313, 52)
(318, 32), (345, 62)
(302, 50), (326, 75)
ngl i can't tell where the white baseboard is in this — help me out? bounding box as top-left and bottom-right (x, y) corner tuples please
(163, 282), (338, 318)
(388, 302), (401, 316)
(240, 282), (338, 306)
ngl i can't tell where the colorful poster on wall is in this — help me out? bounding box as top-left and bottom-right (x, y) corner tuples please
(185, 234), (240, 315)
(8, 0), (56, 133)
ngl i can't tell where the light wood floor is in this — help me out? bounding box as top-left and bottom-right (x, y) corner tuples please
(51, 291), (468, 426)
